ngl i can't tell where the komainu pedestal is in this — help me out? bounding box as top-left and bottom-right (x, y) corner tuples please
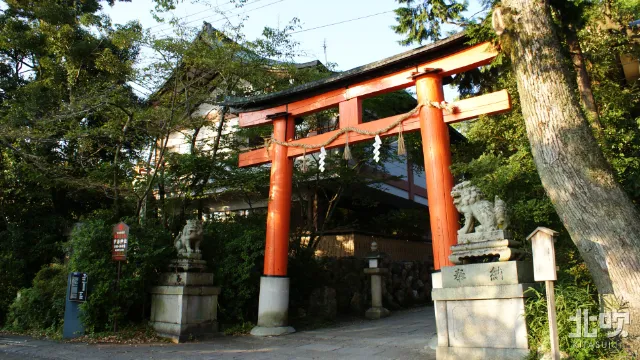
(450, 230), (524, 264)
(149, 220), (220, 343)
(432, 182), (535, 359)
(433, 262), (535, 360)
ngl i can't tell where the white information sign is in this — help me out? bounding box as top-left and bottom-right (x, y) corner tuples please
(527, 227), (558, 281)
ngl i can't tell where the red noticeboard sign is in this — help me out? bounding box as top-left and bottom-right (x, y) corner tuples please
(112, 222), (129, 261)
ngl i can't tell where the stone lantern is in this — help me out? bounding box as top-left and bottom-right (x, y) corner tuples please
(364, 241), (390, 320)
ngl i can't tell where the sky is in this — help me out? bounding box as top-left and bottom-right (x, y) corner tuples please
(103, 0), (485, 98)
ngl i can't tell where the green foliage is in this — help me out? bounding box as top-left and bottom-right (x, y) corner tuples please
(0, 251), (23, 326)
(577, 6), (640, 203)
(201, 214), (266, 324)
(222, 321), (255, 336)
(526, 230), (625, 359)
(139, 13), (333, 232)
(610, 0), (640, 19)
(393, 0), (640, 256)
(288, 244), (329, 317)
(0, 0), (323, 332)
(450, 69), (561, 241)
(0, 0), (146, 324)
(5, 263), (67, 336)
(525, 283), (624, 359)
(392, 0), (469, 45)
(0, 215), (66, 325)
(362, 90), (420, 120)
(67, 215), (174, 333)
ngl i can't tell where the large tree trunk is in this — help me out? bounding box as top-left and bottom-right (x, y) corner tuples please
(501, 0), (640, 350)
(565, 26), (603, 136)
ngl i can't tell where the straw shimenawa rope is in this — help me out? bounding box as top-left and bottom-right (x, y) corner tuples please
(265, 101), (456, 155)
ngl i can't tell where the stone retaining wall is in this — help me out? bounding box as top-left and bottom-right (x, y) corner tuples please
(302, 232), (433, 261)
(303, 257), (433, 321)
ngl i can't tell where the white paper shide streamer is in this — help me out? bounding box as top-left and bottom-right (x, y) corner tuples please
(373, 135), (382, 162)
(319, 146), (327, 172)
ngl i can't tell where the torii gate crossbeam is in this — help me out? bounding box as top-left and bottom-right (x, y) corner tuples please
(224, 32), (511, 336)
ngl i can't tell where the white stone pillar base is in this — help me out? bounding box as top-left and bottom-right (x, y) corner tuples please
(250, 325), (296, 336)
(251, 276), (295, 337)
(365, 306), (390, 320)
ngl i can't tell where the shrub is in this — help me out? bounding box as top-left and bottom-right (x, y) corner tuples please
(0, 218), (65, 325)
(67, 216), (174, 333)
(202, 214), (334, 328)
(0, 252), (25, 327)
(6, 263), (67, 334)
(201, 214), (265, 325)
(288, 244), (329, 318)
(525, 281), (625, 359)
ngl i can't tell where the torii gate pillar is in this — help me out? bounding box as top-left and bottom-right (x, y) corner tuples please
(251, 115), (297, 336)
(415, 73), (459, 269)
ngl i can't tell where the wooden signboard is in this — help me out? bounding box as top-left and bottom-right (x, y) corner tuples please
(112, 222), (129, 261)
(527, 226), (561, 360)
(527, 227), (558, 281)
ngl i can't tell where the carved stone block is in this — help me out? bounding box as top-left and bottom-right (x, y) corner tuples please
(446, 298), (528, 349)
(441, 261), (534, 288)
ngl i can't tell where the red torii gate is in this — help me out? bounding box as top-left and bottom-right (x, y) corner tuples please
(226, 33), (511, 335)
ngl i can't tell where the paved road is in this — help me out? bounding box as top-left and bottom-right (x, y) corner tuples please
(0, 307), (437, 360)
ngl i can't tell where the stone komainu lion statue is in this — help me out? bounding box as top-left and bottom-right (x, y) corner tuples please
(174, 219), (203, 255)
(451, 181), (508, 235)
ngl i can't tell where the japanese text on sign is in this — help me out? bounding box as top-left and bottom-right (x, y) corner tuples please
(69, 272), (88, 302)
(112, 222), (129, 261)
